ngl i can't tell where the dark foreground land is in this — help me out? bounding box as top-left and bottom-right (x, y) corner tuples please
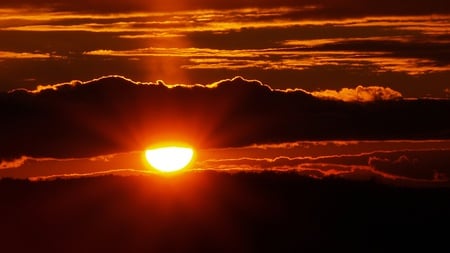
(1, 172), (449, 252)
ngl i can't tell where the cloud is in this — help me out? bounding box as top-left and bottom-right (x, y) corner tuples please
(0, 156), (27, 169)
(368, 151), (450, 180)
(1, 4), (449, 98)
(1, 76), (449, 161)
(0, 51), (62, 59)
(83, 43), (450, 75)
(206, 141), (450, 185)
(311, 85), (402, 102)
(196, 149), (450, 184)
(1, 0), (449, 16)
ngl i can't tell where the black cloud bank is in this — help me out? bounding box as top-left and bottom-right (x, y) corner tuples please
(1, 76), (449, 160)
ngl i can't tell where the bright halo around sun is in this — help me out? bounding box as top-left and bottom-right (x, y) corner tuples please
(145, 146), (194, 173)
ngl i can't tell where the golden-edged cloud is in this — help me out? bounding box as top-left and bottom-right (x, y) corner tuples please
(83, 46), (449, 75)
(0, 156), (27, 169)
(311, 85), (402, 102)
(0, 50), (62, 59)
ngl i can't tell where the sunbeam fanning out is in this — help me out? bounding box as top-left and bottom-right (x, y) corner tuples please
(145, 146), (194, 172)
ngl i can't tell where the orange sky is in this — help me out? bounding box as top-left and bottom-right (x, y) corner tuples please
(0, 0), (449, 185)
(1, 5), (450, 253)
(0, 0), (449, 97)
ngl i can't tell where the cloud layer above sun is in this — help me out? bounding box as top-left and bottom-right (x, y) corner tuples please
(0, 0), (449, 97)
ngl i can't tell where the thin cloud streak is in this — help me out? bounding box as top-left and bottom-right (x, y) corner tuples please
(0, 50), (62, 59)
(1, 0), (449, 15)
(197, 149), (450, 184)
(3, 9), (448, 38)
(28, 168), (154, 181)
(84, 47), (449, 75)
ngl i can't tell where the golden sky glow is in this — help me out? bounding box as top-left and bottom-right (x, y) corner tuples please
(0, 4), (449, 96)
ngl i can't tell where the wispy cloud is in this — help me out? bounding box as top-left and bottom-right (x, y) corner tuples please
(0, 50), (62, 59)
(197, 149), (450, 184)
(25, 8), (436, 76)
(83, 46), (449, 75)
(3, 8), (448, 39)
(0, 3), (449, 96)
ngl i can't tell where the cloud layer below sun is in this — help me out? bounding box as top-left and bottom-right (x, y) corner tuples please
(1, 140), (449, 187)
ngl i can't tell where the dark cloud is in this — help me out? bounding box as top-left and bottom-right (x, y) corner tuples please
(368, 151), (450, 180)
(197, 148), (450, 183)
(154, 64), (450, 98)
(312, 39), (450, 66)
(1, 76), (449, 161)
(1, 0), (449, 16)
(1, 173), (449, 252)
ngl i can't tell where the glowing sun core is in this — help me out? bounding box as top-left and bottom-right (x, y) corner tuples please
(145, 146), (194, 172)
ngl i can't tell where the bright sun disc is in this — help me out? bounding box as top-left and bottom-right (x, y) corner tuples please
(145, 146), (194, 172)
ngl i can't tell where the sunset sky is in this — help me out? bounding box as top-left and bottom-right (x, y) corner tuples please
(1, 0), (450, 186)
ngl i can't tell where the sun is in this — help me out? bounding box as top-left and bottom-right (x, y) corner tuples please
(145, 145), (194, 172)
